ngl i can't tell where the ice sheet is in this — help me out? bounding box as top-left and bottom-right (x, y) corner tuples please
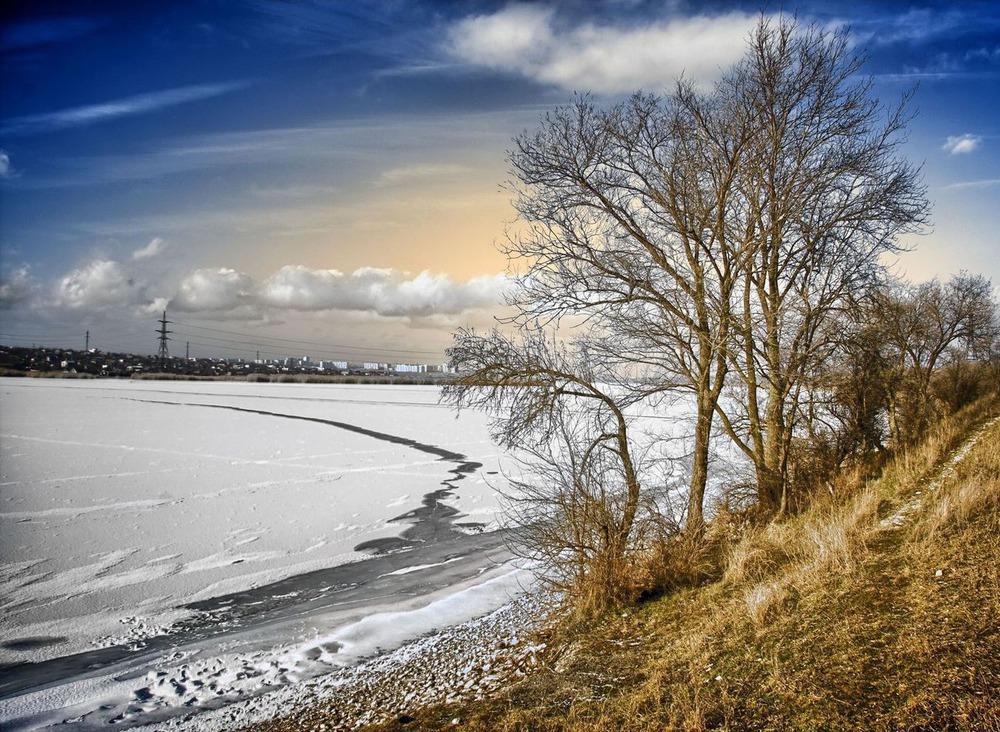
(0, 379), (507, 667)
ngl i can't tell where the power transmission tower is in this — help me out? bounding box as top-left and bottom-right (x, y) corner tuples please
(156, 311), (172, 366)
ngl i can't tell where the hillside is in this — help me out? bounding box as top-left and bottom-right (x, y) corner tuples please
(351, 396), (1000, 731)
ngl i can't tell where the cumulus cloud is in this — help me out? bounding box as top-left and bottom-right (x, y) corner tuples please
(0, 266), (34, 308)
(447, 5), (760, 92)
(132, 237), (167, 260)
(0, 149), (11, 178)
(172, 268), (257, 312)
(140, 296), (171, 316)
(260, 265), (509, 317)
(943, 134), (983, 154)
(53, 259), (146, 310)
(166, 265), (507, 317)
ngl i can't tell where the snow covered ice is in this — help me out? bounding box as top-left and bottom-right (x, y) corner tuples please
(0, 378), (522, 729)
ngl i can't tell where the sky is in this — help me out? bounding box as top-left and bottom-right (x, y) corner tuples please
(1, 0), (998, 363)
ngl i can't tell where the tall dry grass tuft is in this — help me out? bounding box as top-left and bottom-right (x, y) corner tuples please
(637, 530), (718, 597)
(799, 485), (882, 573)
(743, 580), (792, 628)
(721, 520), (797, 586)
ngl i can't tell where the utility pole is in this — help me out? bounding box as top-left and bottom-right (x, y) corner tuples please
(186, 341), (190, 360)
(85, 330), (90, 351)
(156, 311), (172, 367)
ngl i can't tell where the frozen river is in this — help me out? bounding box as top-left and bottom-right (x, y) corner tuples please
(0, 378), (524, 729)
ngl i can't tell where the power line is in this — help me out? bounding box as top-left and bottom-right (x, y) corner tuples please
(171, 320), (445, 357)
(181, 339), (273, 357)
(3, 320), (450, 363)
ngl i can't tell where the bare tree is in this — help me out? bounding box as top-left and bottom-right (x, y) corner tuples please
(711, 19), (929, 513)
(873, 273), (997, 442)
(444, 16), (931, 606)
(488, 85), (749, 535)
(444, 328), (673, 606)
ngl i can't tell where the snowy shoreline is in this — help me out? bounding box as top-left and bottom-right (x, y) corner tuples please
(0, 379), (523, 729)
(152, 574), (546, 732)
(1, 554), (537, 731)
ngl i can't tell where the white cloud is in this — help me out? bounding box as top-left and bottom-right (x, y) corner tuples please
(260, 265), (509, 317)
(132, 237), (167, 260)
(261, 266), (364, 311)
(53, 260), (146, 310)
(0, 266), (34, 308)
(167, 265), (507, 318)
(943, 134), (983, 154)
(140, 297), (171, 315)
(449, 4), (555, 73)
(173, 268), (257, 312)
(448, 6), (761, 93)
(32, 261), (508, 322)
(0, 149), (11, 178)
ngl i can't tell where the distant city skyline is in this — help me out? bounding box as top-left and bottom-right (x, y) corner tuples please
(2, 1), (998, 361)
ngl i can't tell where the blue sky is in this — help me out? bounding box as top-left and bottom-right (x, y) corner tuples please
(1, 1), (998, 362)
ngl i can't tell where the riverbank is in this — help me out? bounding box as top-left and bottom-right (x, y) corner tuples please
(202, 592), (548, 732)
(265, 398), (1000, 731)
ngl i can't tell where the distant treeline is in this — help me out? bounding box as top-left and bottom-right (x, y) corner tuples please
(0, 367), (448, 386)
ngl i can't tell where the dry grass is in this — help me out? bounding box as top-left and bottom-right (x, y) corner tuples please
(348, 394), (1000, 732)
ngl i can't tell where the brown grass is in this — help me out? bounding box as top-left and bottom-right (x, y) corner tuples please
(344, 394), (1000, 732)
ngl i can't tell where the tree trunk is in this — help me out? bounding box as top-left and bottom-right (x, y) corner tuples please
(687, 390), (714, 535)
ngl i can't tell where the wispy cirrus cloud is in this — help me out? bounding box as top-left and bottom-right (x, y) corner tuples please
(1, 16), (107, 52)
(0, 81), (250, 136)
(446, 5), (763, 93)
(132, 237), (167, 261)
(941, 178), (1000, 191)
(377, 163), (475, 186)
(852, 8), (970, 47)
(10, 110), (518, 190)
(943, 134), (983, 154)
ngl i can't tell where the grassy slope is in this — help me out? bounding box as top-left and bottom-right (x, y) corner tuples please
(366, 396), (1000, 732)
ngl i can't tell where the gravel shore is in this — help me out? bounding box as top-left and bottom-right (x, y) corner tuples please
(150, 592), (549, 732)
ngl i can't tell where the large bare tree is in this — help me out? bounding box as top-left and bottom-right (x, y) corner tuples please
(467, 85), (748, 535)
(445, 16), (930, 602)
(712, 19), (929, 513)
